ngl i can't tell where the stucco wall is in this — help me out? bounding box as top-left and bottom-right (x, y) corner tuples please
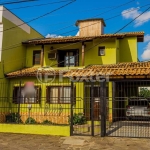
(0, 15), (43, 78)
(119, 37), (137, 62)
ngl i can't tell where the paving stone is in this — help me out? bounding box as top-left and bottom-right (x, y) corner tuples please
(63, 138), (85, 145)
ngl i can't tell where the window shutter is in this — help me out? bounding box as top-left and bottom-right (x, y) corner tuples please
(46, 87), (50, 103)
(36, 86), (41, 103)
(13, 87), (18, 103)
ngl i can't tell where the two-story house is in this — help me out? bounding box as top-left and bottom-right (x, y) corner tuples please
(3, 18), (144, 126)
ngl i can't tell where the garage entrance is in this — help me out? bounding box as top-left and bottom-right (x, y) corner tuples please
(106, 80), (150, 138)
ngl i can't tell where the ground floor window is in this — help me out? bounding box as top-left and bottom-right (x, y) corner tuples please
(13, 86), (41, 104)
(46, 86), (71, 104)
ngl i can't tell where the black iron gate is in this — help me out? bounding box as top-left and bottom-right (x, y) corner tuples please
(70, 79), (150, 138)
(106, 80), (150, 138)
(70, 80), (107, 137)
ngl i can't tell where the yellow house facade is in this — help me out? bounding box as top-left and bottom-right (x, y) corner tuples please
(0, 17), (144, 136)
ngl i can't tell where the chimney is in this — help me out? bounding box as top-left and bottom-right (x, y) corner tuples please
(75, 18), (106, 37)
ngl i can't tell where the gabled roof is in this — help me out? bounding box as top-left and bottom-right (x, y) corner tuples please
(22, 31), (144, 45)
(63, 62), (150, 79)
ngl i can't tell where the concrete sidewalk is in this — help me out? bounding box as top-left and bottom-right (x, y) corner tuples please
(0, 133), (149, 150)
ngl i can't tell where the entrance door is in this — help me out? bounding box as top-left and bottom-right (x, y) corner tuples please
(92, 87), (101, 121)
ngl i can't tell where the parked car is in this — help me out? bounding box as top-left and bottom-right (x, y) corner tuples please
(126, 98), (150, 120)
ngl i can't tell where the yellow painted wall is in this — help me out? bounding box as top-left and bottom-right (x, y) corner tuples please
(119, 37), (137, 62)
(0, 124), (70, 136)
(1, 17), (43, 77)
(85, 39), (117, 65)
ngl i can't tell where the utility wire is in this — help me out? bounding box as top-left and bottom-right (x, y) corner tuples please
(1, 0), (74, 11)
(0, 2), (147, 58)
(50, 5), (150, 67)
(0, 0), (37, 5)
(1, 0), (76, 33)
(0, 1), (147, 66)
(0, 2), (147, 66)
(58, 4), (150, 36)
(0, 0), (137, 52)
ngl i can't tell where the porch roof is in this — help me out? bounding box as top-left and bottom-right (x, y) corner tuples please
(6, 67), (69, 78)
(63, 62), (150, 79)
(22, 31), (144, 44)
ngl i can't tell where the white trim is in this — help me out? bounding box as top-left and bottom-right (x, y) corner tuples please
(0, 24), (3, 62)
(1, 6), (30, 34)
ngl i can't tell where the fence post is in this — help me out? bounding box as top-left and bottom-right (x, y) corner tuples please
(70, 81), (74, 136)
(112, 82), (116, 122)
(100, 79), (106, 137)
(91, 82), (94, 136)
(17, 80), (21, 124)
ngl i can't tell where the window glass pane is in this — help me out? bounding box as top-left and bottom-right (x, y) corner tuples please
(65, 56), (75, 67)
(60, 87), (71, 103)
(17, 88), (24, 103)
(65, 56), (69, 66)
(33, 51), (41, 65)
(70, 56), (75, 66)
(98, 47), (105, 56)
(50, 87), (58, 103)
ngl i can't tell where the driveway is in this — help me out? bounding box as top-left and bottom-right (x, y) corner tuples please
(107, 121), (150, 137)
(0, 133), (149, 150)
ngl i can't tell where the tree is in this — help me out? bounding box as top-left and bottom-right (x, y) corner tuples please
(139, 87), (150, 98)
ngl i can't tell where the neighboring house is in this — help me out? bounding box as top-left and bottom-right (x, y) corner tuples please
(0, 6), (43, 80)
(2, 18), (144, 125)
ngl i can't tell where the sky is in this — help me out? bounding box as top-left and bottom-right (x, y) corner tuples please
(3, 0), (150, 61)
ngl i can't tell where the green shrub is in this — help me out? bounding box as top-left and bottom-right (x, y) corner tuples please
(69, 113), (86, 125)
(139, 87), (150, 98)
(25, 117), (37, 124)
(41, 120), (53, 125)
(5, 113), (22, 123)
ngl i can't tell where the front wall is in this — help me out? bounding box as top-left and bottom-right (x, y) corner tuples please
(3, 77), (84, 125)
(0, 124), (70, 136)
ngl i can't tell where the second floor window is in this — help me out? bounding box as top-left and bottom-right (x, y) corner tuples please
(98, 46), (105, 56)
(65, 52), (75, 67)
(57, 50), (79, 67)
(33, 50), (41, 65)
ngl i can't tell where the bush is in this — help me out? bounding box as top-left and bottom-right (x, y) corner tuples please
(139, 87), (150, 98)
(41, 120), (53, 125)
(69, 113), (86, 125)
(5, 113), (22, 123)
(25, 117), (37, 124)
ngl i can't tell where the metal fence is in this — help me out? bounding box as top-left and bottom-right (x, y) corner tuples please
(0, 79), (150, 138)
(0, 80), (72, 126)
(106, 80), (150, 138)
